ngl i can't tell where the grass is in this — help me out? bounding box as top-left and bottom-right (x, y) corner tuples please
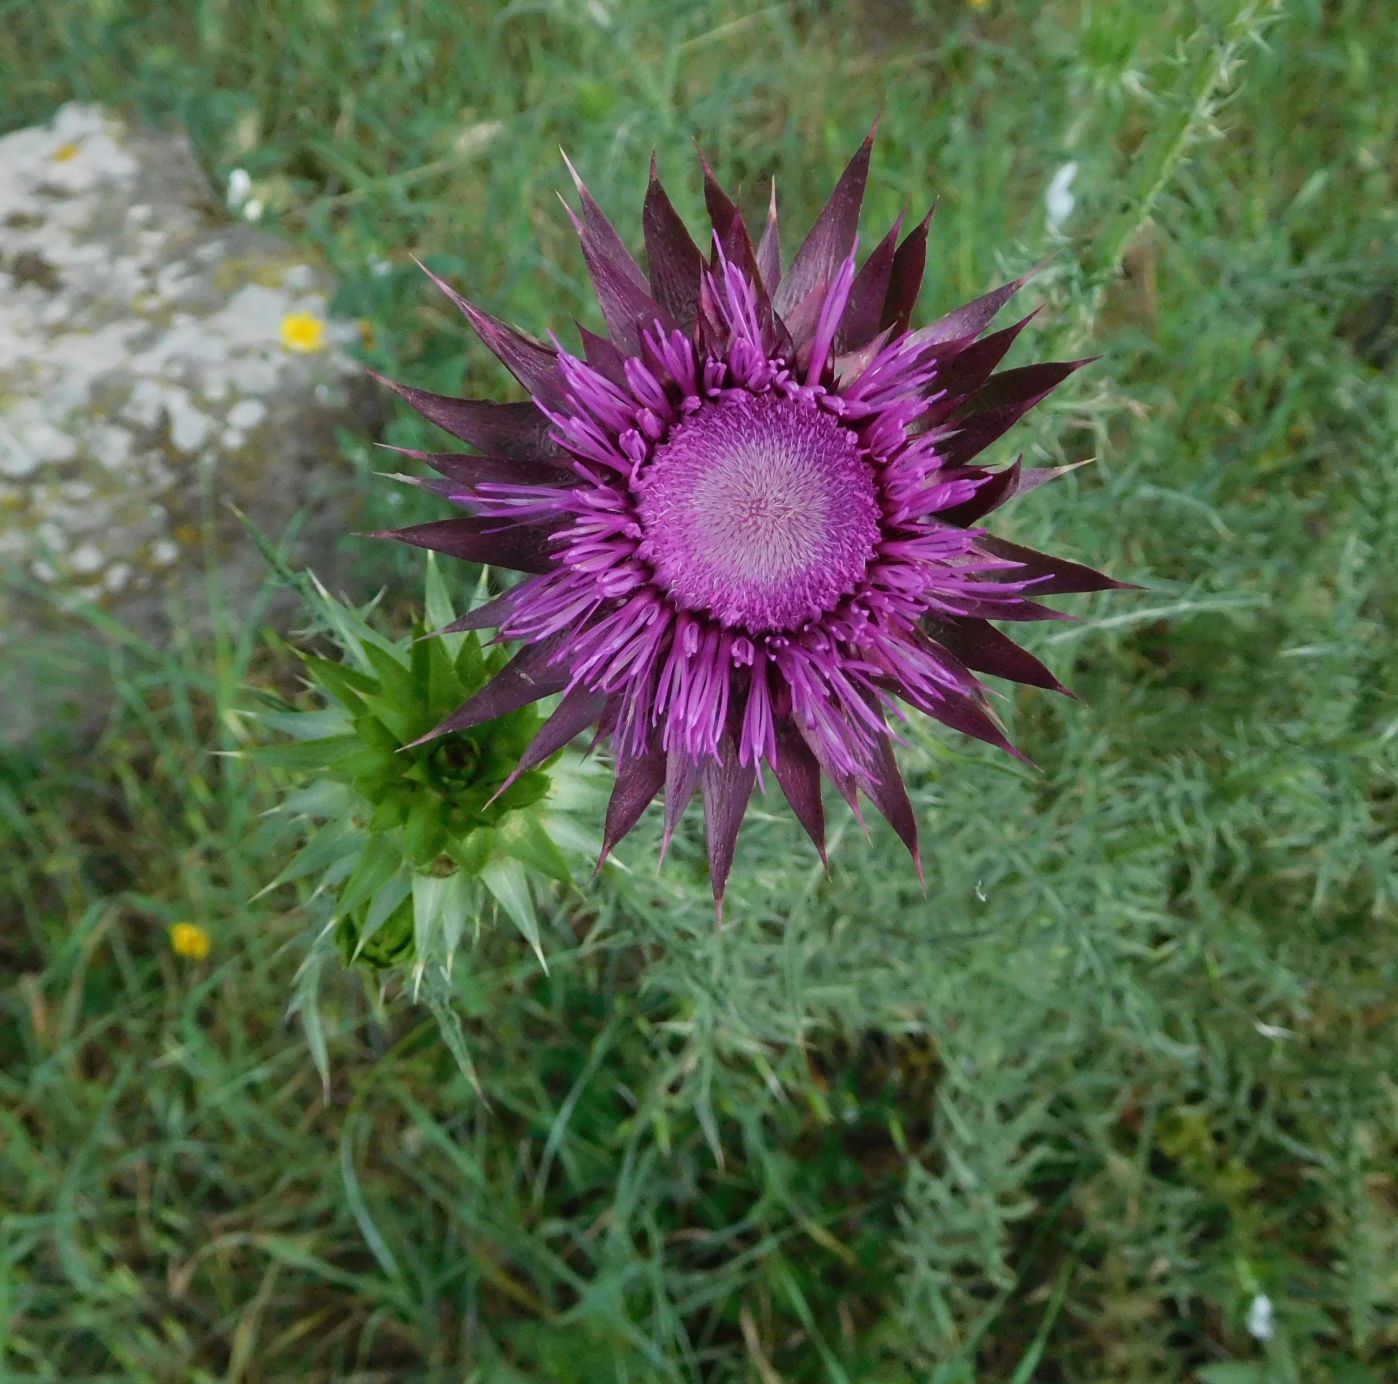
(2, 0), (1396, 1379)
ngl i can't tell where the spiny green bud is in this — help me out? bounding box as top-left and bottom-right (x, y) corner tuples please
(253, 558), (597, 984)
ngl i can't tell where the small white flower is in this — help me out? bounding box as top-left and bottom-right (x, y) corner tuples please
(1254, 1019), (1294, 1040)
(226, 167), (252, 209)
(227, 168), (264, 221)
(1045, 161), (1078, 236)
(1246, 1293), (1274, 1342)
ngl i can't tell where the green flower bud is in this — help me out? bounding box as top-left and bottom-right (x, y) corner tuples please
(255, 560), (598, 984)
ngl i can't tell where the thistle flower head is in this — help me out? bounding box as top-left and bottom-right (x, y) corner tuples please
(375, 130), (1126, 906)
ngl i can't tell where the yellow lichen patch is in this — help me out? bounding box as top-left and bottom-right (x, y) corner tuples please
(169, 921), (212, 960)
(53, 142), (82, 163)
(280, 311), (327, 353)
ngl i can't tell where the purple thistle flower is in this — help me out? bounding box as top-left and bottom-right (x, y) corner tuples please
(372, 130), (1128, 907)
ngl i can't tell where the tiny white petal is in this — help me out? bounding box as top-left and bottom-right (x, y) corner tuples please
(454, 120), (505, 159)
(243, 197), (264, 222)
(1247, 1293), (1274, 1341)
(1254, 1020), (1294, 1040)
(227, 167), (252, 208)
(1045, 161), (1079, 236)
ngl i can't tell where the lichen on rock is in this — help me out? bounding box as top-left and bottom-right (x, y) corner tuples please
(0, 103), (382, 742)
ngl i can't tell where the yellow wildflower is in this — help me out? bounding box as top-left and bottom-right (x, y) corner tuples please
(169, 922), (212, 960)
(280, 311), (327, 353)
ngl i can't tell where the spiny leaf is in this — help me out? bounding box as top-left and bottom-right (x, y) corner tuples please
(251, 735), (363, 772)
(480, 856), (546, 970)
(495, 811), (573, 884)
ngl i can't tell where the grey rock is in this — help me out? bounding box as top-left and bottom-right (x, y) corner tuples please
(0, 103), (382, 743)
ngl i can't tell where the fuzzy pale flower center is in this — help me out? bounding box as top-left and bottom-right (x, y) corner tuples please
(635, 395), (880, 632)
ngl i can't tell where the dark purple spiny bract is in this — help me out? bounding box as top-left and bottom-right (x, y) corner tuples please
(374, 130), (1126, 906)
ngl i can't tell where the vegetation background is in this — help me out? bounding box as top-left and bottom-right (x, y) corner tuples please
(2, 0), (1394, 1379)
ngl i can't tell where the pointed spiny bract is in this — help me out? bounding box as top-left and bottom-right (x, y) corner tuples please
(374, 132), (1124, 903)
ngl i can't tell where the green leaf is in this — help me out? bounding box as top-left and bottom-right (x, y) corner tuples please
(454, 631), (487, 687)
(410, 620), (438, 703)
(337, 832), (402, 919)
(369, 794), (408, 832)
(361, 644), (422, 742)
(348, 721), (402, 770)
(315, 850), (358, 895)
(250, 734), (362, 771)
(419, 969), (481, 1098)
(495, 811), (572, 884)
(411, 870), (472, 967)
(479, 855), (546, 969)
(303, 571), (401, 674)
(338, 745), (396, 788)
(257, 707), (351, 740)
(491, 768), (551, 815)
(535, 811), (596, 860)
(426, 626), (467, 718)
(447, 827), (493, 877)
(402, 795), (447, 865)
(422, 551), (463, 645)
(301, 654), (377, 710)
(358, 873), (412, 950)
(284, 931), (335, 1094)
(276, 780), (352, 819)
(258, 818), (359, 897)
(339, 1114), (402, 1280)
